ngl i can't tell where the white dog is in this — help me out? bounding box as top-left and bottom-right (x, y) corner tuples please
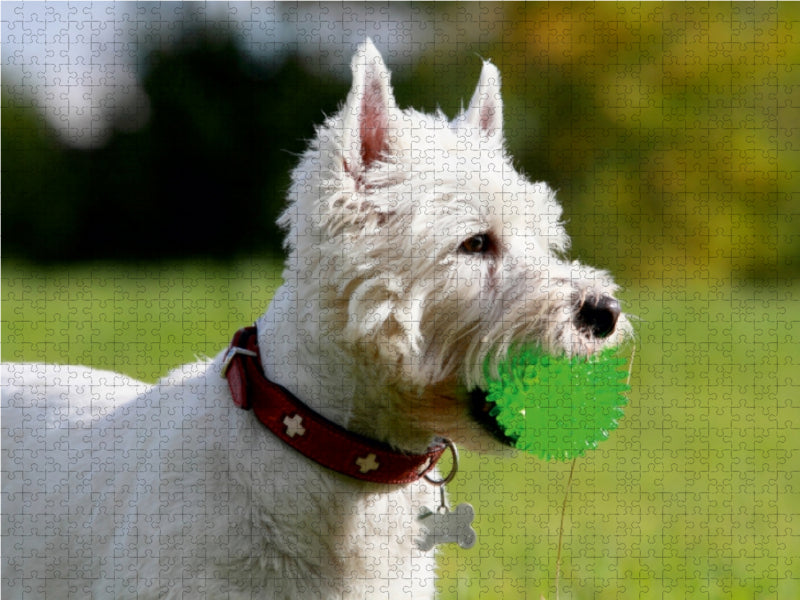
(2, 40), (629, 599)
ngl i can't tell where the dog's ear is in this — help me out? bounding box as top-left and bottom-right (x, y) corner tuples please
(342, 39), (397, 176)
(455, 60), (504, 143)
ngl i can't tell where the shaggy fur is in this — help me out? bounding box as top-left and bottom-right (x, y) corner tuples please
(2, 40), (629, 599)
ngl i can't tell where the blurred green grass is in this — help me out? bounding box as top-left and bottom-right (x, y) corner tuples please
(2, 258), (284, 381)
(2, 260), (798, 599)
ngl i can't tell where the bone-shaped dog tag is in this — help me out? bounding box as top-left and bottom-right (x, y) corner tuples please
(416, 439), (477, 551)
(416, 502), (477, 551)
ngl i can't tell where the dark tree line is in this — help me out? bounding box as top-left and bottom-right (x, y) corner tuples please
(3, 32), (346, 261)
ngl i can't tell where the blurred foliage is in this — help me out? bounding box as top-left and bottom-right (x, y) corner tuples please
(3, 3), (799, 281)
(496, 2), (800, 283)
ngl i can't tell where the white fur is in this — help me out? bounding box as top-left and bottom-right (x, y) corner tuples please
(2, 40), (629, 598)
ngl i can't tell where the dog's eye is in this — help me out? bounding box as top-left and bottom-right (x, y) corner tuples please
(459, 234), (494, 255)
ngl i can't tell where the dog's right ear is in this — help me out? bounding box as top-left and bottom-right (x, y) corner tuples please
(341, 39), (397, 179)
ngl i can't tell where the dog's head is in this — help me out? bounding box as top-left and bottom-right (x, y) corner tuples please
(277, 40), (631, 451)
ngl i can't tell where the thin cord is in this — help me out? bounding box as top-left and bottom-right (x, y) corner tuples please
(554, 344), (634, 599)
(555, 458), (577, 600)
(626, 344), (636, 387)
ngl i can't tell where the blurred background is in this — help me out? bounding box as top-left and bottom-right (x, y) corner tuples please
(4, 2), (798, 280)
(3, 3), (798, 599)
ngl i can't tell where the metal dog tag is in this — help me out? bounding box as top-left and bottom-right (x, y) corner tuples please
(416, 500), (477, 551)
(415, 439), (477, 551)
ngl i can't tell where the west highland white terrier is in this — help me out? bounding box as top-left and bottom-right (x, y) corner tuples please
(2, 40), (629, 599)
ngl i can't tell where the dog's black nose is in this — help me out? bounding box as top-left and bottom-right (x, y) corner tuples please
(575, 295), (621, 338)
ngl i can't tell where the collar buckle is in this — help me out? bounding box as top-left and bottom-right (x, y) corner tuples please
(220, 345), (258, 378)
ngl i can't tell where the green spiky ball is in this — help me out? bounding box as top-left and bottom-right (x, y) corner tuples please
(484, 346), (630, 461)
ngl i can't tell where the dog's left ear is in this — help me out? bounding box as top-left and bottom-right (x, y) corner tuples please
(342, 39), (397, 177)
(455, 61), (504, 144)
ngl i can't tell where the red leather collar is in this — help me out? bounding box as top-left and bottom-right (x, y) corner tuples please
(222, 326), (447, 484)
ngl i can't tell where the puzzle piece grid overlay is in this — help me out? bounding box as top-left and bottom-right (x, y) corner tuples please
(3, 4), (798, 599)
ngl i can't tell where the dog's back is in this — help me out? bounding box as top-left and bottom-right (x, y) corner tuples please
(3, 363), (149, 596)
(2, 362), (261, 598)
(1, 363), (255, 598)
